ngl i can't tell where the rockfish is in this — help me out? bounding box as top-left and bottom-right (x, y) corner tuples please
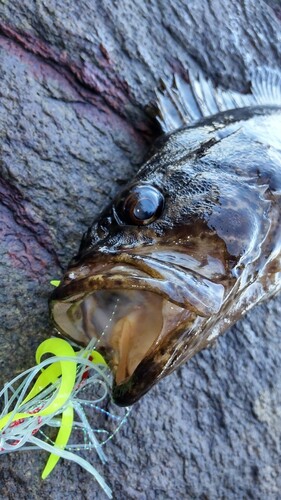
(50, 67), (281, 405)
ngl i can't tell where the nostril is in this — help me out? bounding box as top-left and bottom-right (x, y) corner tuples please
(78, 221), (109, 255)
(97, 221), (109, 239)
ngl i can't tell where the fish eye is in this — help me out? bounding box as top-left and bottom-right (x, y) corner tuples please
(115, 185), (164, 225)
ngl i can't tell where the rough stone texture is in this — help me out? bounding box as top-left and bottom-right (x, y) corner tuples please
(0, 1), (280, 499)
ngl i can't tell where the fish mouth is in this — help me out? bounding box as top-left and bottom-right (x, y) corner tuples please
(50, 255), (224, 405)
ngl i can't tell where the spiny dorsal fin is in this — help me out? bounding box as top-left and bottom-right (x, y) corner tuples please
(250, 67), (281, 105)
(154, 67), (281, 133)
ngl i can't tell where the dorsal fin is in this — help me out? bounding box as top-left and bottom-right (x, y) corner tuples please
(154, 67), (281, 133)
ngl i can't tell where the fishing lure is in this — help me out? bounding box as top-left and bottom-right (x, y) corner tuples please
(50, 66), (281, 405)
(0, 301), (130, 498)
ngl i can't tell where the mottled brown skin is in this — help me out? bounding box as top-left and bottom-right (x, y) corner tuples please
(50, 105), (281, 406)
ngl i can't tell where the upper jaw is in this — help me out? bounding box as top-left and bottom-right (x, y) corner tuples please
(51, 252), (225, 316)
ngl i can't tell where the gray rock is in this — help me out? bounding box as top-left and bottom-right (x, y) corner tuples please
(0, 1), (280, 498)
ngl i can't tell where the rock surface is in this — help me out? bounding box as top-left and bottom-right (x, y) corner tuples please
(0, 1), (280, 498)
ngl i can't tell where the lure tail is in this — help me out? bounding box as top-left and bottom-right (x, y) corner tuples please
(0, 337), (130, 498)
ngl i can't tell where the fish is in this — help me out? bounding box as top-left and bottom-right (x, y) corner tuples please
(50, 66), (281, 406)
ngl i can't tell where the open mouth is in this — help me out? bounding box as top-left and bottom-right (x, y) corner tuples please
(50, 255), (225, 404)
(51, 280), (191, 387)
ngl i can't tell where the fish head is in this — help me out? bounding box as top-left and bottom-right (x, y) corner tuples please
(50, 136), (230, 406)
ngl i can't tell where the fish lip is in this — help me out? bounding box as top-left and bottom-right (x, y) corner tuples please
(111, 377), (137, 406)
(111, 359), (165, 406)
(50, 269), (194, 312)
(50, 257), (181, 311)
(112, 377), (141, 406)
(50, 252), (224, 316)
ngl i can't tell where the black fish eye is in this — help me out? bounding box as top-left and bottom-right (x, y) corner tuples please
(115, 185), (164, 225)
